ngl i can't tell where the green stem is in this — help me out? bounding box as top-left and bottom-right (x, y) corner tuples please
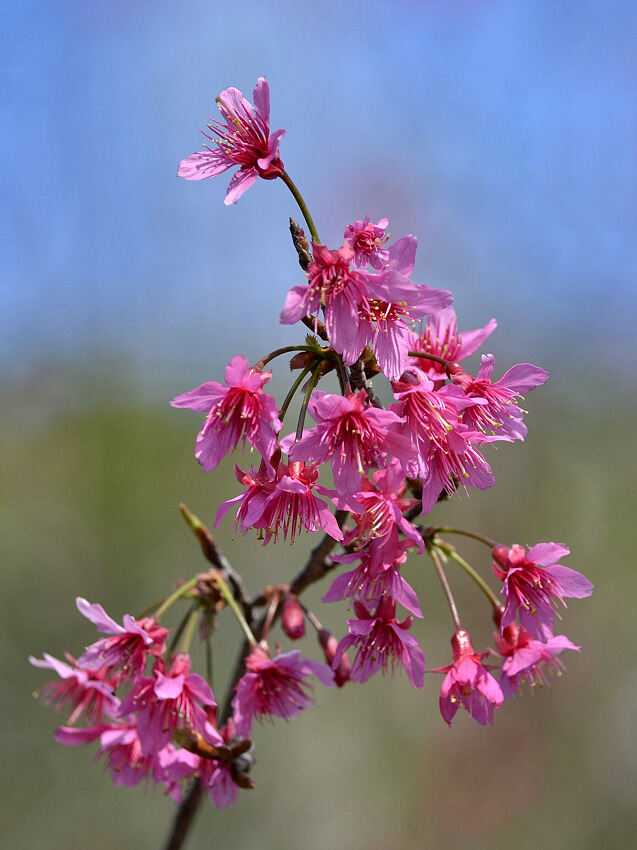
(296, 366), (323, 441)
(279, 364), (313, 423)
(280, 170), (320, 244)
(215, 573), (257, 647)
(180, 607), (199, 655)
(155, 576), (199, 620)
(428, 545), (462, 630)
(431, 526), (497, 549)
(166, 602), (199, 658)
(255, 345), (317, 371)
(444, 544), (501, 609)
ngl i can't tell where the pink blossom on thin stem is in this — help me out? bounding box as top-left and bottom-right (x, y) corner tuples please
(493, 621), (581, 699)
(215, 455), (343, 545)
(405, 307), (497, 384)
(332, 596), (425, 689)
(171, 354), (281, 474)
(76, 598), (169, 680)
(232, 643), (334, 738)
(431, 629), (503, 726)
(280, 240), (452, 380)
(177, 77), (285, 204)
(344, 214), (390, 269)
(288, 389), (413, 495)
(56, 717), (155, 790)
(29, 652), (119, 725)
(334, 459), (423, 557)
(389, 368), (495, 513)
(492, 543), (594, 642)
(324, 531), (423, 618)
(118, 653), (217, 756)
(448, 354), (549, 441)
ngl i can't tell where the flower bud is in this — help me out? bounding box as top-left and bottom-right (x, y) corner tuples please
(281, 593), (305, 641)
(318, 628), (351, 687)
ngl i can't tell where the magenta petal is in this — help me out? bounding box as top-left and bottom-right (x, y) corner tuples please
(224, 168), (259, 205)
(387, 235), (417, 275)
(499, 363), (549, 393)
(526, 542), (570, 565)
(279, 284), (310, 325)
(55, 724), (109, 746)
(170, 381), (224, 412)
(76, 598), (125, 635)
(154, 672), (185, 700)
(546, 565), (594, 598)
(460, 317), (498, 356)
(177, 151), (231, 180)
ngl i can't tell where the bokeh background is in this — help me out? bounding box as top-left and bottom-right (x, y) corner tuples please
(3, 1), (637, 848)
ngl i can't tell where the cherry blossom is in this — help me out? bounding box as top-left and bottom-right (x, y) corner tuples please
(178, 77), (285, 204)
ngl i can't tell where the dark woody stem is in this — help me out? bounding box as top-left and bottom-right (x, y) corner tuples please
(162, 511), (348, 850)
(280, 171), (320, 244)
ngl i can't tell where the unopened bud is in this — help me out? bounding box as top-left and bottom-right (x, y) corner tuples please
(282, 593), (305, 641)
(492, 546), (511, 582)
(318, 628), (350, 687)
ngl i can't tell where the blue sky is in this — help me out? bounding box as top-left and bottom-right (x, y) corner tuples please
(3, 0), (636, 389)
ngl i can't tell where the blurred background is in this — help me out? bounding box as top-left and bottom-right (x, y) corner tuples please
(3, 1), (637, 848)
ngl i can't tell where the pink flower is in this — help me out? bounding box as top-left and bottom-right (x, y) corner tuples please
(389, 368), (495, 513)
(448, 354), (548, 441)
(492, 543), (594, 641)
(287, 389), (413, 495)
(197, 721), (242, 809)
(171, 354), (282, 474)
(118, 653), (217, 756)
(432, 629), (504, 726)
(493, 621), (581, 699)
(56, 718), (154, 789)
(405, 307), (497, 383)
(334, 459), (423, 556)
(232, 644), (334, 738)
(280, 241), (452, 380)
(324, 531), (423, 618)
(177, 77), (285, 204)
(215, 456), (343, 545)
(332, 596), (425, 689)
(344, 214), (390, 269)
(29, 652), (119, 725)
(76, 598), (169, 680)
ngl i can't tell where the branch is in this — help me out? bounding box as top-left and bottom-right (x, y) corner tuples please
(161, 510), (348, 850)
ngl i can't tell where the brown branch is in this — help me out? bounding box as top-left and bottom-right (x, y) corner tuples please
(161, 511), (349, 850)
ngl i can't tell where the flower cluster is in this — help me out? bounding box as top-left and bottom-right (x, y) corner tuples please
(31, 598), (333, 807)
(32, 76), (593, 827)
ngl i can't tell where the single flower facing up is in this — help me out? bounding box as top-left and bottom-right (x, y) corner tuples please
(177, 77), (286, 204)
